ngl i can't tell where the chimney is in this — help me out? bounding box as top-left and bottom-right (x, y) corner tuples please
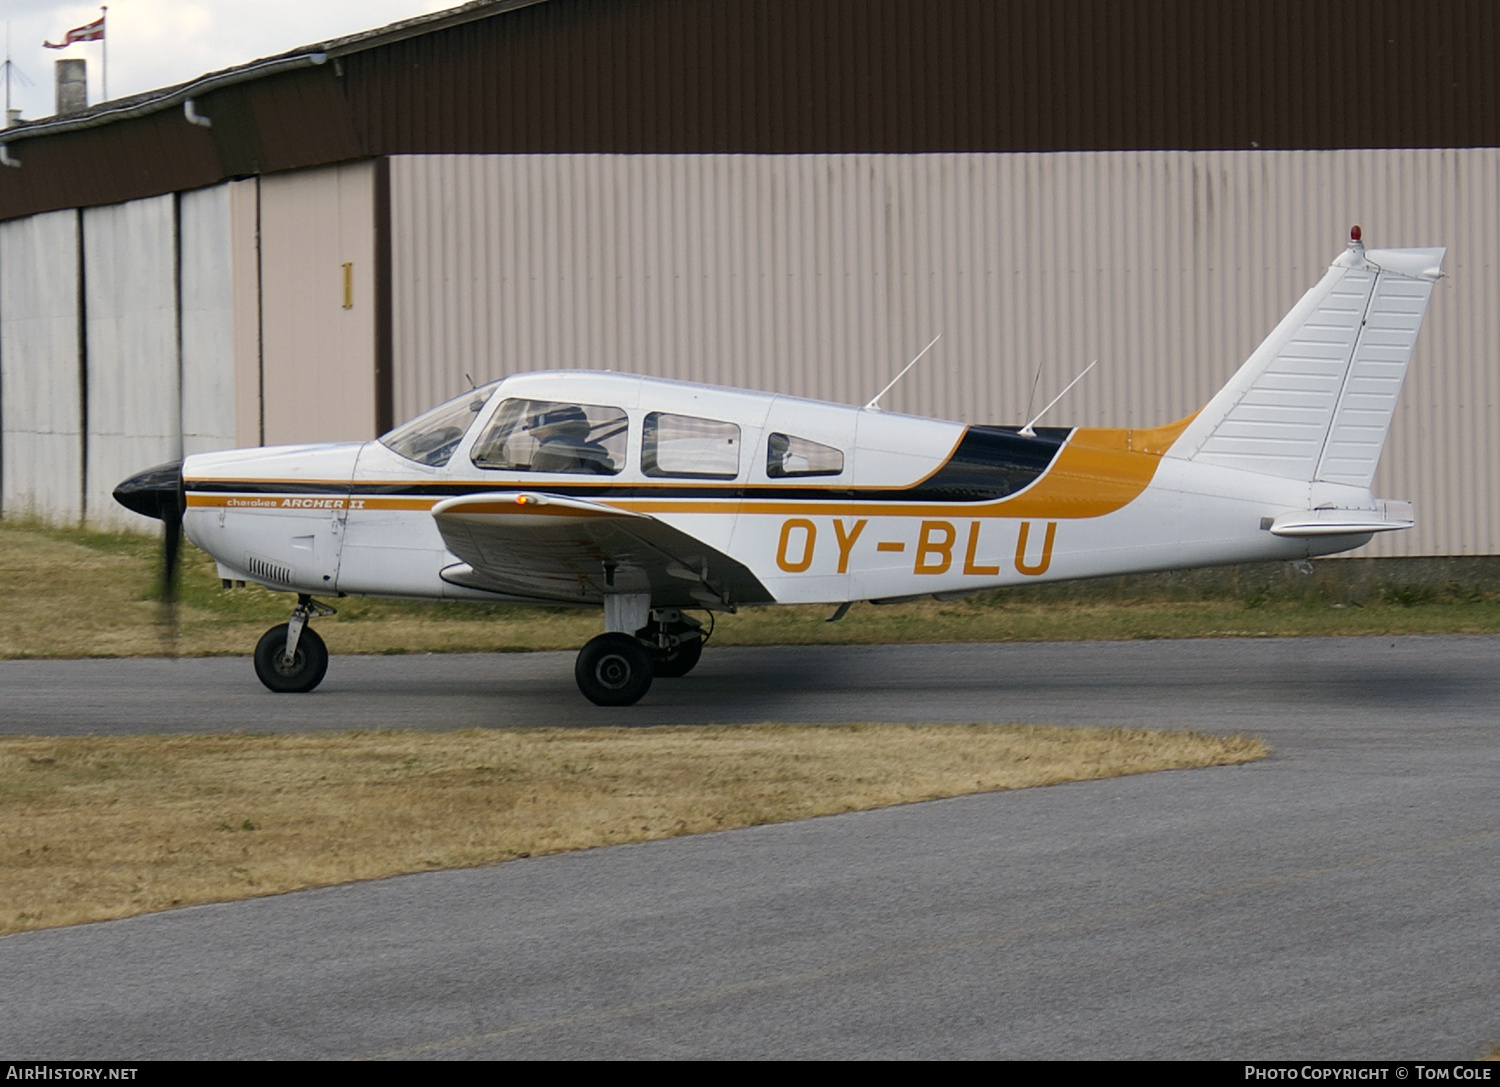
(55, 58), (87, 116)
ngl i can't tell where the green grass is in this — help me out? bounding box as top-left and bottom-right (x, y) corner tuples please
(4, 518), (1500, 659)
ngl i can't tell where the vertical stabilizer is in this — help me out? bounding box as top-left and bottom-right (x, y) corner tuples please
(1169, 232), (1444, 488)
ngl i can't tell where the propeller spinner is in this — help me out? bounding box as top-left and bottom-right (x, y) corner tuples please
(113, 460), (185, 604)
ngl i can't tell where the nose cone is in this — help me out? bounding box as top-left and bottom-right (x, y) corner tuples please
(113, 460), (184, 522)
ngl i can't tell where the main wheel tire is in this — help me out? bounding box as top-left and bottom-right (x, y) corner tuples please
(651, 635), (703, 678)
(254, 623), (329, 693)
(575, 633), (654, 706)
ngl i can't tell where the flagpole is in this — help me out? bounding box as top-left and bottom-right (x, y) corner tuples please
(100, 7), (106, 101)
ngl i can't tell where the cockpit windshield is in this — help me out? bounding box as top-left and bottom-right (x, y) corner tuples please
(379, 383), (499, 467)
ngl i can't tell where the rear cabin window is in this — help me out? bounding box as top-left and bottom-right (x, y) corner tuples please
(471, 399), (628, 475)
(642, 413), (741, 479)
(766, 433), (845, 478)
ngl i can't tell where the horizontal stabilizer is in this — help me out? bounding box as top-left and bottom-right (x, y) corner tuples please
(1170, 239), (1444, 488)
(1269, 499), (1414, 537)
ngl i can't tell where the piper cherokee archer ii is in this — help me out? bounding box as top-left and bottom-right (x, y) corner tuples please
(115, 230), (1444, 705)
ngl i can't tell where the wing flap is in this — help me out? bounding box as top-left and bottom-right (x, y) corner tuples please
(431, 491), (773, 607)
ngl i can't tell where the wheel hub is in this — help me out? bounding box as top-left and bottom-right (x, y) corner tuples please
(595, 654), (632, 688)
(273, 647), (306, 677)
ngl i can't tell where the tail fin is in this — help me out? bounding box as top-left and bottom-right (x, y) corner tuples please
(1168, 232), (1444, 488)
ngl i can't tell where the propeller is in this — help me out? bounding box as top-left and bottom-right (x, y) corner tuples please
(112, 459), (186, 609)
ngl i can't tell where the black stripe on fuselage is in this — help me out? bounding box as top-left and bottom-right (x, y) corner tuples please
(189, 425), (1070, 503)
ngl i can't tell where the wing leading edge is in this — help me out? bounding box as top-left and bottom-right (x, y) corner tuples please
(432, 491), (774, 609)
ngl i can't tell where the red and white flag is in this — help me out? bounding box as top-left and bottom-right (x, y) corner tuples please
(44, 15), (105, 49)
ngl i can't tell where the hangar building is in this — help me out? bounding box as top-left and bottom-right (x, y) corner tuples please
(0, 0), (1496, 559)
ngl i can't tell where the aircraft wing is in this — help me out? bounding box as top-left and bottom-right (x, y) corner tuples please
(431, 491), (774, 608)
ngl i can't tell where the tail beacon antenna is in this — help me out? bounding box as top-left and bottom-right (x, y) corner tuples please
(1020, 359), (1097, 437)
(865, 334), (941, 412)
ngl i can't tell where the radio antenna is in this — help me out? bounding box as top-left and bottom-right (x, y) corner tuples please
(865, 333), (941, 412)
(1020, 359), (1045, 431)
(1020, 359), (1096, 437)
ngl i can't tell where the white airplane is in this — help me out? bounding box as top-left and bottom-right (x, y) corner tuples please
(115, 229), (1443, 705)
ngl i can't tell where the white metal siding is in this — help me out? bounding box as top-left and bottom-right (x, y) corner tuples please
(82, 196), (179, 531)
(179, 184), (239, 458)
(228, 179), (262, 448)
(390, 150), (1498, 556)
(0, 210), (82, 523)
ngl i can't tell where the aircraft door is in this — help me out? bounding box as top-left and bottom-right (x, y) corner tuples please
(336, 441), (456, 598)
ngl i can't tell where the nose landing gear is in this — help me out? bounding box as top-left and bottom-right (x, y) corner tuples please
(254, 594), (337, 693)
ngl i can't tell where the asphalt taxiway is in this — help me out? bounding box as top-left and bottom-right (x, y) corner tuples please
(1, 636), (1497, 1058)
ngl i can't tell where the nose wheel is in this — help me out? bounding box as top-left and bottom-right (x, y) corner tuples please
(254, 595), (336, 693)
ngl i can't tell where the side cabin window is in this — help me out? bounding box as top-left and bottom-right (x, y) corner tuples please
(379, 385), (496, 467)
(471, 399), (628, 475)
(642, 412), (740, 479)
(766, 433), (844, 478)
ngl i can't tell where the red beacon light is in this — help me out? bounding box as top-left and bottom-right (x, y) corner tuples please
(1350, 225), (1362, 243)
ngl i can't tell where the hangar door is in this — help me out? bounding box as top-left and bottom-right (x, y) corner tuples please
(259, 162), (377, 446)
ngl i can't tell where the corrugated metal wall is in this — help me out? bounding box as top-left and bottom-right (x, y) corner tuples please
(0, 185), (256, 530)
(227, 179), (263, 448)
(179, 185), (242, 459)
(83, 196), (180, 531)
(0, 167), (375, 531)
(390, 150), (1499, 557)
(0, 210), (82, 522)
(2, 150), (1493, 558)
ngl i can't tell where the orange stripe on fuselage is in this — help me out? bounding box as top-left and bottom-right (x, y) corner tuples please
(185, 494), (439, 512)
(183, 413), (1196, 521)
(617, 414), (1197, 519)
(996, 414), (1197, 518)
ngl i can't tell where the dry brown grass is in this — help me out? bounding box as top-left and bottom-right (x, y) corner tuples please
(0, 724), (1265, 934)
(9, 521), (1500, 660)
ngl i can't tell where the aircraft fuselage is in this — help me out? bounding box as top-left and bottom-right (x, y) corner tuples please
(180, 370), (1374, 610)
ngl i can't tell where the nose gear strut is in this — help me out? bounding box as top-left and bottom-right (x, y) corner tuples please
(253, 594), (338, 693)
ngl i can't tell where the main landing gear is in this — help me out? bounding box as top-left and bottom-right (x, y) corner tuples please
(574, 607), (708, 706)
(254, 594), (337, 693)
(248, 594), (706, 704)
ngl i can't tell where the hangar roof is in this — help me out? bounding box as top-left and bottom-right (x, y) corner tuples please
(2, 0), (1498, 221)
(0, 0), (549, 148)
